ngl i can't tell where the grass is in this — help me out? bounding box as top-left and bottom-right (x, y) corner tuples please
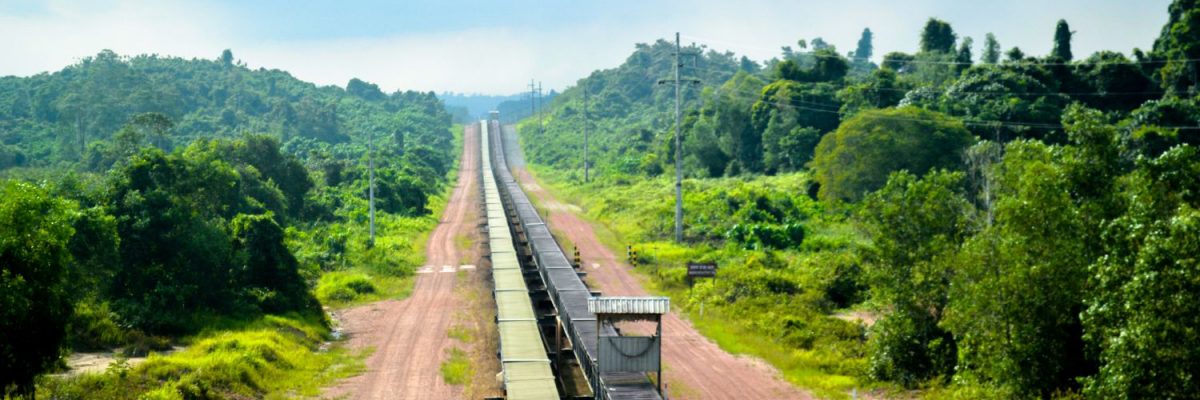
(447, 325), (473, 342)
(36, 314), (365, 400)
(316, 270), (414, 308)
(439, 347), (472, 386)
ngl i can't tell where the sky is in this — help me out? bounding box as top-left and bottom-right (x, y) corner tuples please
(0, 0), (1174, 95)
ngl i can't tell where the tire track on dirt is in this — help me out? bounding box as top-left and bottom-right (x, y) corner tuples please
(323, 124), (480, 400)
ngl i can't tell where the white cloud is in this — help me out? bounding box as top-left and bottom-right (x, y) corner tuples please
(0, 0), (1173, 95)
(0, 0), (234, 73)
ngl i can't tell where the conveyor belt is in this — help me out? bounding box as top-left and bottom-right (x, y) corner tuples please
(485, 119), (662, 400)
(483, 119), (559, 400)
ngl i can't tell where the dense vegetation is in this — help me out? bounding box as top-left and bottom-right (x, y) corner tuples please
(517, 2), (1200, 398)
(0, 50), (455, 397)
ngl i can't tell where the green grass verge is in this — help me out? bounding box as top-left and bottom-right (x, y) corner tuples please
(440, 347), (472, 386)
(36, 314), (364, 400)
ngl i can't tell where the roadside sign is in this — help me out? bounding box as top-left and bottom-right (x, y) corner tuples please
(687, 262), (717, 278)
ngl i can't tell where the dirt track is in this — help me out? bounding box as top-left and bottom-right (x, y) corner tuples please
(503, 126), (813, 400)
(323, 124), (482, 400)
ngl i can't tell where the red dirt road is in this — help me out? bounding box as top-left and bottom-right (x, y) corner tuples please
(323, 124), (481, 400)
(503, 126), (812, 400)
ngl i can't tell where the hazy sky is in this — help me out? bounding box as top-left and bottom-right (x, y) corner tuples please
(0, 0), (1173, 95)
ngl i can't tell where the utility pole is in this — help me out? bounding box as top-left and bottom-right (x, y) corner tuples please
(367, 128), (376, 248)
(529, 79), (537, 121)
(537, 81), (544, 135)
(657, 32), (700, 243)
(583, 84), (590, 182)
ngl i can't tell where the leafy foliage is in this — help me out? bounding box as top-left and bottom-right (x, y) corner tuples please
(812, 107), (974, 202)
(1, 181), (76, 395)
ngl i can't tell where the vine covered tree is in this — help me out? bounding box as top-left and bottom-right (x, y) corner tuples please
(1052, 19), (1074, 61)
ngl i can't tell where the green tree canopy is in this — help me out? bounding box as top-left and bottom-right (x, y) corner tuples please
(812, 107), (975, 202)
(1, 181), (76, 394)
(920, 18), (958, 53)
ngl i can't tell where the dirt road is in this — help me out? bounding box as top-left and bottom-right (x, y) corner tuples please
(502, 126), (812, 400)
(323, 124), (483, 400)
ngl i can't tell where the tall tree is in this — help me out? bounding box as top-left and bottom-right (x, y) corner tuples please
(983, 33), (1001, 64)
(1151, 0), (1200, 93)
(861, 170), (973, 386)
(955, 37), (974, 74)
(920, 18), (958, 53)
(854, 28), (874, 63)
(1052, 19), (1074, 61)
(945, 140), (1091, 396)
(0, 181), (76, 395)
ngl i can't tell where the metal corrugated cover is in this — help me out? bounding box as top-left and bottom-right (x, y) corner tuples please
(588, 297), (670, 315)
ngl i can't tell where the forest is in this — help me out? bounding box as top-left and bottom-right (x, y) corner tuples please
(0, 50), (455, 397)
(517, 1), (1200, 398)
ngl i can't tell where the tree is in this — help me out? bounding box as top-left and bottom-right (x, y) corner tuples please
(1006, 47), (1026, 62)
(220, 49), (234, 66)
(882, 52), (915, 72)
(1, 181), (76, 395)
(230, 212), (315, 313)
(944, 140), (1091, 396)
(346, 78), (387, 102)
(1151, 0), (1200, 93)
(854, 28), (874, 63)
(860, 170), (973, 386)
(810, 37), (831, 50)
(1083, 144), (1200, 398)
(712, 71), (764, 175)
(761, 106), (822, 173)
(955, 37), (974, 75)
(811, 107), (975, 202)
(920, 18), (957, 53)
(983, 33), (1001, 64)
(106, 149), (240, 332)
(1074, 51), (1156, 111)
(837, 68), (907, 115)
(1052, 19), (1074, 61)
(909, 65), (1070, 143)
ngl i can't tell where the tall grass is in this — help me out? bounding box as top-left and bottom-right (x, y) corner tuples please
(36, 314), (364, 399)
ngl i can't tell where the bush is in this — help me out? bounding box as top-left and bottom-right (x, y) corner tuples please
(67, 302), (127, 351)
(315, 272), (377, 304)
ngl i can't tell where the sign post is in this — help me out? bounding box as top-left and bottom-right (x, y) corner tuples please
(686, 262), (717, 287)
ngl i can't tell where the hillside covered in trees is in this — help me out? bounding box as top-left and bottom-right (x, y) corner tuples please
(517, 1), (1200, 398)
(0, 50), (455, 397)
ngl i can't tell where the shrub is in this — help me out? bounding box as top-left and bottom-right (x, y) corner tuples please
(315, 272), (377, 304)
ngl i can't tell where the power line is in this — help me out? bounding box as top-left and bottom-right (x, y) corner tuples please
(707, 87), (1200, 130)
(681, 34), (1200, 67)
(680, 62), (1168, 97)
